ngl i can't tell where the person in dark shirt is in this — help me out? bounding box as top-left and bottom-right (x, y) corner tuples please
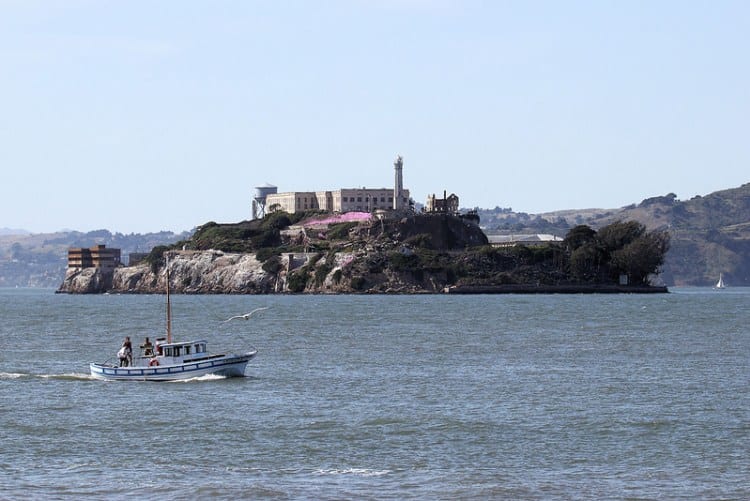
(141, 337), (154, 357)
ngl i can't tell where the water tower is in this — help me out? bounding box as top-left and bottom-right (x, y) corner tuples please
(252, 183), (277, 219)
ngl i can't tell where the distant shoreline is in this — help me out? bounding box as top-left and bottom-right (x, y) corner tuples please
(443, 284), (669, 294)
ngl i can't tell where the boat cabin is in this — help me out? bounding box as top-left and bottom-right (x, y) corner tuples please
(137, 339), (210, 367)
(159, 340), (208, 360)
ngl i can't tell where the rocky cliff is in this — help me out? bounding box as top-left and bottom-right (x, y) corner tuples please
(58, 213), (491, 294)
(58, 248), (456, 294)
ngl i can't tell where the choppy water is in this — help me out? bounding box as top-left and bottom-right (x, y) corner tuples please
(1, 288), (748, 500)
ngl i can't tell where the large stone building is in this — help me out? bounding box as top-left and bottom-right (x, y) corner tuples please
(67, 245), (121, 271)
(261, 156), (410, 216)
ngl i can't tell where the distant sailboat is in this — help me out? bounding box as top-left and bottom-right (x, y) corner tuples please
(714, 273), (726, 289)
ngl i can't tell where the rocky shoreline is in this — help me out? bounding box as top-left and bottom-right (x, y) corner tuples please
(58, 249), (669, 295)
(58, 249), (440, 295)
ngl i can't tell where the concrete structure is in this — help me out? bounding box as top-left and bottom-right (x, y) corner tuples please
(259, 156), (410, 217)
(487, 234), (564, 248)
(67, 245), (121, 270)
(426, 190), (459, 214)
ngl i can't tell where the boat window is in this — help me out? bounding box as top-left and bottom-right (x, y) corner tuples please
(195, 344), (203, 353)
(164, 347), (172, 357)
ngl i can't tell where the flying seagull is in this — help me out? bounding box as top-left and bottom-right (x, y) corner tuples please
(223, 307), (269, 323)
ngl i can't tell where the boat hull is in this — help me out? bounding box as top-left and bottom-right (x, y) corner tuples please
(89, 351), (256, 381)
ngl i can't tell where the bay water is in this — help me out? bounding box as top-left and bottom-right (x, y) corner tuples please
(1, 288), (748, 499)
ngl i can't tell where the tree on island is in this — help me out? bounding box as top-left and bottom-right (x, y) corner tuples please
(564, 221), (670, 285)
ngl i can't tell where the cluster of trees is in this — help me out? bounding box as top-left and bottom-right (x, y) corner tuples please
(564, 221), (670, 285)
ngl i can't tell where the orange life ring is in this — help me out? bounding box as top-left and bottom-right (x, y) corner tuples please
(149, 358), (159, 367)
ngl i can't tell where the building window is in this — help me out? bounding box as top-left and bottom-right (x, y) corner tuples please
(380, 197), (385, 202)
(357, 197), (362, 202)
(342, 197), (348, 202)
(388, 197), (393, 202)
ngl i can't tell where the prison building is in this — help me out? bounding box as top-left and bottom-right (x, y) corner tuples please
(257, 155), (410, 217)
(265, 188), (410, 215)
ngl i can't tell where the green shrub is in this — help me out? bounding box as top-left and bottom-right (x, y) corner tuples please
(314, 263), (332, 286)
(332, 269), (343, 284)
(262, 255), (283, 274)
(388, 251), (419, 272)
(255, 247), (279, 263)
(405, 233), (432, 248)
(145, 245), (171, 273)
(286, 271), (308, 292)
(327, 222), (358, 240)
(350, 276), (366, 291)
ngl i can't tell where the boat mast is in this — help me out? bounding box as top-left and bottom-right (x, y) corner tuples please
(166, 254), (172, 343)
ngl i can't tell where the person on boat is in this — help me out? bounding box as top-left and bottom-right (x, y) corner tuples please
(141, 337), (154, 357)
(122, 337), (133, 366)
(117, 345), (129, 367)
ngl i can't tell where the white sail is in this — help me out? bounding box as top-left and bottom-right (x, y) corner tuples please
(714, 273), (726, 289)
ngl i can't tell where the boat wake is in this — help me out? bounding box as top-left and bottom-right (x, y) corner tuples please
(41, 373), (98, 381)
(0, 371), (95, 381)
(166, 373), (231, 383)
(313, 468), (391, 477)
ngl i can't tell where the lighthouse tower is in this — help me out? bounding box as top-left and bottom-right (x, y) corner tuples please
(393, 155), (404, 210)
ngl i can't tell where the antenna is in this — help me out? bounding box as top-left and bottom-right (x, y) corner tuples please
(165, 254), (172, 344)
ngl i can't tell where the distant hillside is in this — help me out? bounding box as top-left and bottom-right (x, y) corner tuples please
(0, 228), (30, 236)
(478, 183), (750, 286)
(0, 230), (190, 288)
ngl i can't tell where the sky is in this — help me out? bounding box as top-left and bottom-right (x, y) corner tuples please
(1, 0), (749, 234)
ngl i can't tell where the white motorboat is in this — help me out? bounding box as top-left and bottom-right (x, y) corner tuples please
(90, 255), (257, 381)
(89, 339), (257, 381)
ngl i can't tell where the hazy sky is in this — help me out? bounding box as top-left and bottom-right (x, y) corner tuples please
(2, 1), (748, 234)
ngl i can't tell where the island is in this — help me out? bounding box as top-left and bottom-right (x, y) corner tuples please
(58, 210), (670, 294)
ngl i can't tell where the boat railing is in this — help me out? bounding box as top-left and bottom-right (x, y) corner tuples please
(98, 357), (116, 367)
